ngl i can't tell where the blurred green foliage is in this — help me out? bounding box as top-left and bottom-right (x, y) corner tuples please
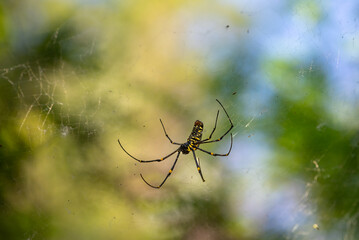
(1, 1), (358, 240)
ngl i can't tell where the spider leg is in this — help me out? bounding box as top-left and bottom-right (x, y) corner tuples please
(192, 150), (205, 182)
(160, 119), (182, 145)
(140, 151), (181, 188)
(118, 139), (179, 163)
(196, 133), (233, 156)
(199, 99), (233, 144)
(200, 110), (219, 142)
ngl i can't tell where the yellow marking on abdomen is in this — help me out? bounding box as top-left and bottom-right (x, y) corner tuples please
(197, 167), (200, 171)
(169, 170), (172, 173)
(210, 152), (214, 155)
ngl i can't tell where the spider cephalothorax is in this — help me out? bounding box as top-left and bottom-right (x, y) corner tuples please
(118, 99), (233, 188)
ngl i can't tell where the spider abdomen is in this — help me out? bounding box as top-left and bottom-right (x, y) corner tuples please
(187, 120), (203, 142)
(180, 120), (204, 154)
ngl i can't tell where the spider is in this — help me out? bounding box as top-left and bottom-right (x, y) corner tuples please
(117, 99), (233, 189)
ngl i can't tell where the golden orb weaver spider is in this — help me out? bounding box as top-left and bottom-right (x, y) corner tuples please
(118, 99), (233, 189)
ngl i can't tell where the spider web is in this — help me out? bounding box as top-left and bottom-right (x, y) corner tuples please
(1, 63), (101, 143)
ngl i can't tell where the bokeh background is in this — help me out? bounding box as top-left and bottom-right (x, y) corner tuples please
(1, 0), (359, 239)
